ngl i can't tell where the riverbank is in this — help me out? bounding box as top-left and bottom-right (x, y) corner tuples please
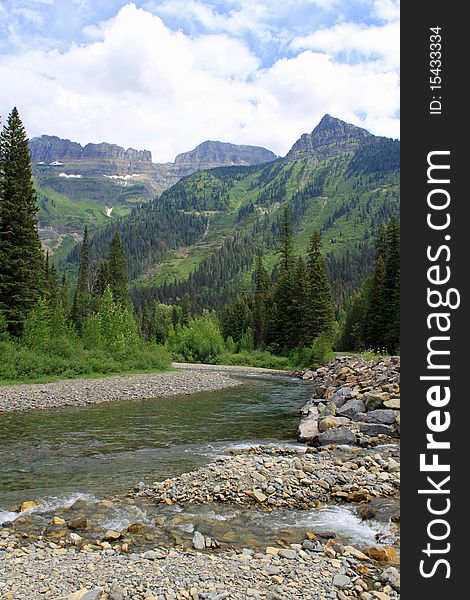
(0, 444), (400, 600)
(0, 367), (244, 413)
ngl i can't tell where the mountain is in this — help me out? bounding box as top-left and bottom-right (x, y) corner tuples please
(174, 141), (277, 170)
(63, 115), (400, 307)
(285, 114), (371, 161)
(30, 135), (276, 254)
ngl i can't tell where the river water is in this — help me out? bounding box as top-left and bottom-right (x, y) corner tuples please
(0, 370), (397, 548)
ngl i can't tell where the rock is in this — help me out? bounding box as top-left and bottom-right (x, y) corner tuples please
(381, 566), (400, 590)
(298, 408), (319, 441)
(364, 546), (399, 564)
(318, 417), (351, 432)
(104, 529), (121, 541)
(333, 574), (351, 588)
(252, 490), (267, 503)
(362, 410), (397, 424)
(358, 423), (396, 437)
(67, 590), (91, 600)
(67, 517), (91, 531)
(387, 458), (400, 472)
(52, 516), (66, 526)
(19, 500), (40, 512)
(69, 532), (82, 544)
(343, 545), (369, 560)
(313, 426), (357, 446)
(363, 392), (389, 411)
(372, 593), (391, 600)
(192, 531), (205, 550)
(383, 398), (400, 410)
(336, 398), (366, 419)
(278, 549), (297, 559)
(346, 491), (372, 503)
(318, 402), (336, 418)
(81, 590), (105, 600)
(127, 523), (145, 534)
(329, 386), (353, 408)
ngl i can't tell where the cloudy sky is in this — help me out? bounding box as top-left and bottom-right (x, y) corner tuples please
(0, 0), (399, 162)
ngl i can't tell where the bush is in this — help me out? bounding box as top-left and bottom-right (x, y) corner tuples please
(166, 314), (225, 363)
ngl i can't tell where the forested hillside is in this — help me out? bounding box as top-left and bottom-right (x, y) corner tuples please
(64, 116), (399, 310)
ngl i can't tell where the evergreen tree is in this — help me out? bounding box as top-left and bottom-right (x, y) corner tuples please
(270, 207), (298, 350)
(0, 107), (44, 335)
(93, 260), (111, 298)
(364, 224), (387, 349)
(71, 226), (92, 329)
(253, 252), (270, 348)
(303, 230), (334, 345)
(383, 217), (400, 353)
(181, 292), (192, 326)
(107, 232), (130, 306)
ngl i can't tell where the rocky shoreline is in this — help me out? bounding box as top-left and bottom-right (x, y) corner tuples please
(295, 357), (400, 447)
(0, 368), (244, 413)
(0, 358), (401, 599)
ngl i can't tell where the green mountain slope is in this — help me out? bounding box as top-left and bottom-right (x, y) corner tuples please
(63, 116), (400, 308)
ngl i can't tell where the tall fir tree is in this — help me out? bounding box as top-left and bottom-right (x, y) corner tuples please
(252, 251), (271, 348)
(0, 107), (44, 336)
(71, 226), (92, 329)
(382, 217), (400, 353)
(303, 230), (334, 346)
(364, 224), (387, 349)
(107, 232), (130, 306)
(270, 207), (298, 350)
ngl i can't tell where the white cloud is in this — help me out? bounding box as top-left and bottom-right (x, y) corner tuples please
(0, 3), (399, 161)
(291, 21), (399, 69)
(372, 0), (400, 22)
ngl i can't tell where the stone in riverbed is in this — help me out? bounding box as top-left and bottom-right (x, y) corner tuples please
(336, 398), (366, 419)
(384, 398), (400, 410)
(104, 529), (121, 541)
(67, 517), (91, 531)
(312, 426), (357, 447)
(192, 531), (205, 550)
(318, 416), (351, 432)
(252, 490), (268, 503)
(20, 500), (39, 512)
(330, 386), (354, 408)
(127, 523), (145, 534)
(358, 423), (396, 437)
(333, 574), (351, 588)
(381, 566), (400, 590)
(278, 548), (297, 559)
(298, 407), (319, 441)
(362, 409), (397, 424)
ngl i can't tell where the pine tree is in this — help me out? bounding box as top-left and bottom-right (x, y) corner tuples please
(0, 107), (44, 335)
(364, 224), (387, 349)
(71, 226), (91, 329)
(303, 230), (334, 346)
(253, 252), (270, 348)
(383, 217), (400, 353)
(270, 207), (298, 350)
(107, 232), (130, 306)
(181, 292), (192, 326)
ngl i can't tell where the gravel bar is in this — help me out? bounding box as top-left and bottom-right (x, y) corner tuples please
(0, 367), (243, 414)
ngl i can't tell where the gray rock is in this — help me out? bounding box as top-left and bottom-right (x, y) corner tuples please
(333, 574), (351, 588)
(362, 409), (397, 424)
(81, 590), (105, 600)
(192, 531), (206, 550)
(297, 409), (319, 442)
(330, 386), (353, 408)
(336, 398), (366, 419)
(381, 566), (400, 590)
(313, 426), (357, 446)
(278, 548), (297, 559)
(358, 423), (396, 437)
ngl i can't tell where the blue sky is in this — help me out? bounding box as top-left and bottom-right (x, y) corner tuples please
(0, 0), (399, 160)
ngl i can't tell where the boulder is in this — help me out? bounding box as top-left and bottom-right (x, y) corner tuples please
(67, 517), (91, 531)
(358, 423), (396, 437)
(312, 426), (357, 446)
(330, 386), (353, 408)
(363, 392), (389, 411)
(381, 566), (400, 590)
(318, 416), (351, 432)
(336, 398), (366, 419)
(384, 398), (400, 410)
(20, 500), (40, 512)
(192, 531), (205, 550)
(298, 408), (319, 441)
(318, 402), (336, 418)
(362, 410), (397, 424)
(127, 523), (145, 535)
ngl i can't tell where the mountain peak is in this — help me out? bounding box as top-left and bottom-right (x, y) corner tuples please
(174, 140), (277, 168)
(286, 114), (371, 161)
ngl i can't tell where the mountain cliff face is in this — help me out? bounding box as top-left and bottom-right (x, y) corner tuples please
(174, 140), (277, 170)
(285, 114), (371, 161)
